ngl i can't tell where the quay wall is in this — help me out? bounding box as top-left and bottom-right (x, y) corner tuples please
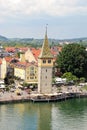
(0, 92), (87, 104)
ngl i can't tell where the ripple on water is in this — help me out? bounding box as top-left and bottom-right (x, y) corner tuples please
(0, 99), (87, 130)
(51, 98), (87, 130)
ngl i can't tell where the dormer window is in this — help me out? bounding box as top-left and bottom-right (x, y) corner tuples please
(43, 60), (46, 63)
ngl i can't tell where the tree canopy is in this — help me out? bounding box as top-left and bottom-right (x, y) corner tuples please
(62, 72), (78, 83)
(56, 44), (87, 78)
(4, 72), (14, 85)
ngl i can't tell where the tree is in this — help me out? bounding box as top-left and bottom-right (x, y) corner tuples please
(62, 72), (78, 83)
(4, 72), (14, 85)
(56, 44), (87, 78)
(80, 77), (86, 82)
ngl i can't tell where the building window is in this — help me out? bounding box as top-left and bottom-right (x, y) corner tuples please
(46, 69), (47, 72)
(30, 73), (34, 76)
(35, 76), (37, 79)
(27, 77), (29, 80)
(30, 76), (34, 79)
(46, 76), (47, 79)
(30, 66), (34, 76)
(43, 60), (46, 63)
(35, 70), (37, 73)
(30, 66), (34, 70)
(48, 60), (51, 63)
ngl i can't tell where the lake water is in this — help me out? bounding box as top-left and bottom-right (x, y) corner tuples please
(0, 98), (87, 130)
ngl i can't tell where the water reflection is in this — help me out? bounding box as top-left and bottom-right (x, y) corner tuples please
(37, 103), (52, 130)
(0, 103), (52, 130)
(52, 99), (87, 130)
(0, 99), (87, 130)
(0, 103), (38, 130)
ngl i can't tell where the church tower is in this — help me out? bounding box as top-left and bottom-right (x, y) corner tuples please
(38, 27), (53, 94)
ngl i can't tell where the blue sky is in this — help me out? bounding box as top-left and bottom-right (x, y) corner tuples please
(0, 0), (87, 39)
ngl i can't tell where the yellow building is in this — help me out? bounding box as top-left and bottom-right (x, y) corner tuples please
(14, 62), (38, 83)
(25, 64), (38, 83)
(14, 67), (25, 80)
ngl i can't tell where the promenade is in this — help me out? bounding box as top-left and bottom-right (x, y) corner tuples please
(0, 90), (30, 103)
(0, 85), (87, 103)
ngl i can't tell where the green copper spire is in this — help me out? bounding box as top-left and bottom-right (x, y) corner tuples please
(39, 26), (53, 58)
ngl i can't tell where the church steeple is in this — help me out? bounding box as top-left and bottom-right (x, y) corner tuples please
(39, 26), (53, 58)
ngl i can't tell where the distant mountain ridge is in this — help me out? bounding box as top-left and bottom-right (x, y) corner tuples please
(9, 37), (87, 42)
(0, 35), (87, 44)
(0, 35), (8, 42)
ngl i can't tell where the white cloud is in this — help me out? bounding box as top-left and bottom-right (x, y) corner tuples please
(0, 0), (87, 19)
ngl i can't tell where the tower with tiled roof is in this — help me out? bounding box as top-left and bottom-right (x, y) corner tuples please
(38, 27), (53, 94)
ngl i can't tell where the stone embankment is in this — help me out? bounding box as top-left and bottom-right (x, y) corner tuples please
(0, 89), (87, 104)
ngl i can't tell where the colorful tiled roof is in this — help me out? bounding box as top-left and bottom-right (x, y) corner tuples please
(39, 29), (53, 59)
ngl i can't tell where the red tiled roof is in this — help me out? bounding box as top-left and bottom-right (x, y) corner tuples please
(5, 47), (29, 53)
(31, 48), (41, 60)
(14, 61), (38, 69)
(51, 50), (58, 56)
(19, 47), (28, 52)
(58, 46), (62, 52)
(31, 47), (59, 60)
(5, 57), (12, 62)
(5, 47), (15, 52)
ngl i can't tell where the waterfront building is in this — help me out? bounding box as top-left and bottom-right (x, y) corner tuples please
(0, 58), (6, 79)
(0, 57), (12, 79)
(38, 28), (53, 94)
(14, 61), (38, 83)
(4, 48), (39, 84)
(0, 34), (59, 84)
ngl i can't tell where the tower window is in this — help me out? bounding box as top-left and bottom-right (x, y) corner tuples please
(46, 69), (47, 72)
(48, 60), (51, 63)
(43, 60), (46, 63)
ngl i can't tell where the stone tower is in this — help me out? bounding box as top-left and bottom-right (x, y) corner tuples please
(38, 27), (53, 94)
